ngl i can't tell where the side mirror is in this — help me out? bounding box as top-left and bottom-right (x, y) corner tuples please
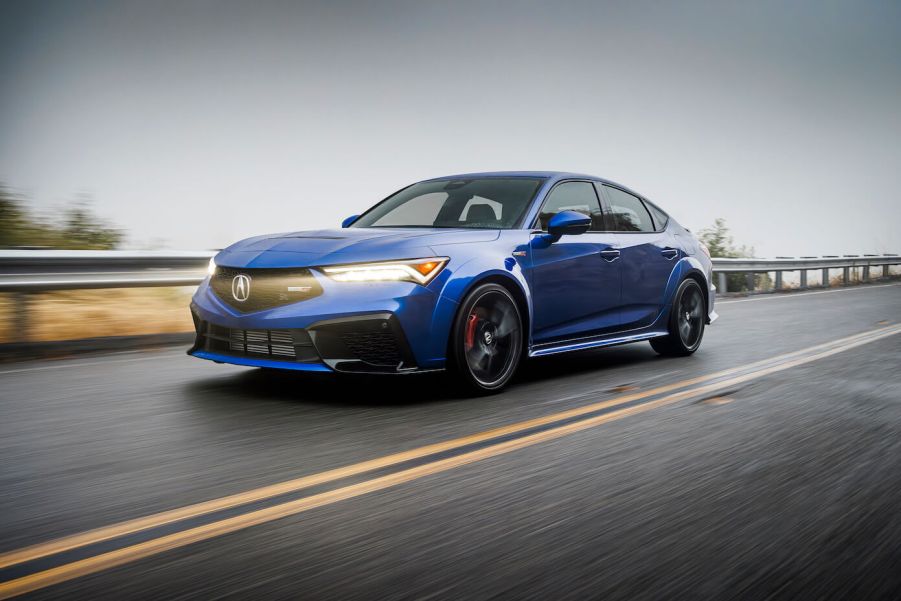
(341, 215), (360, 228)
(547, 210), (591, 240)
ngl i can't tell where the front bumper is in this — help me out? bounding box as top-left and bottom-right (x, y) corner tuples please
(189, 310), (424, 374)
(188, 273), (456, 373)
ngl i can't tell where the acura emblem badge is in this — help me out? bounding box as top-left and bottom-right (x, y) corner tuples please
(231, 274), (251, 302)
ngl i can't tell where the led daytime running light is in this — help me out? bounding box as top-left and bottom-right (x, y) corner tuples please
(323, 258), (448, 284)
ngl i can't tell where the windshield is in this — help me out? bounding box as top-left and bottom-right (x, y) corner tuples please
(351, 178), (544, 229)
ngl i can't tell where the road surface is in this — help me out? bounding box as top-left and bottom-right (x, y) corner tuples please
(1, 283), (900, 600)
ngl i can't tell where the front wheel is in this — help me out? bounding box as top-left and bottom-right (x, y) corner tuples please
(650, 278), (706, 356)
(449, 283), (523, 394)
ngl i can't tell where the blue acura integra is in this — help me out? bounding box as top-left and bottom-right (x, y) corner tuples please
(190, 172), (717, 392)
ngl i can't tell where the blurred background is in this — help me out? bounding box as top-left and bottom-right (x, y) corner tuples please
(2, 3), (901, 599)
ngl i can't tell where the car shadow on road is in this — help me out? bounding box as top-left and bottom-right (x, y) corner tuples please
(516, 344), (662, 386)
(183, 343), (668, 408)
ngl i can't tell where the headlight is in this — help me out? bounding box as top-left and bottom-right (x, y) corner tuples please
(322, 257), (449, 285)
(207, 257), (217, 276)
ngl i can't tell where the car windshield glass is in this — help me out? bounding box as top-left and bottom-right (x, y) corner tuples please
(351, 178), (544, 229)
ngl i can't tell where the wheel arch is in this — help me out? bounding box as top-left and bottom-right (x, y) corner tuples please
(446, 271), (531, 357)
(675, 261), (710, 322)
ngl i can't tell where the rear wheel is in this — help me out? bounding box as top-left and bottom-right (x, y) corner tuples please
(449, 283), (523, 394)
(650, 278), (705, 356)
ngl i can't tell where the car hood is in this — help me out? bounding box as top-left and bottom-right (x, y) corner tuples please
(214, 228), (500, 268)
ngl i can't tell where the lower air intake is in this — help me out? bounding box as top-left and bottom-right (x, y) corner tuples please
(195, 321), (320, 363)
(340, 332), (403, 366)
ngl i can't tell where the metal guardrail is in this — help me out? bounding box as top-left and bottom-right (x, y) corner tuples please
(0, 250), (898, 342)
(711, 254), (900, 293)
(0, 250), (215, 291)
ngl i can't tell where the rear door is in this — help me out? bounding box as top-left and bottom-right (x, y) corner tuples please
(599, 184), (678, 329)
(529, 181), (623, 343)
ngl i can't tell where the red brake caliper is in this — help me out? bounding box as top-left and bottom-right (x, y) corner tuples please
(465, 313), (478, 350)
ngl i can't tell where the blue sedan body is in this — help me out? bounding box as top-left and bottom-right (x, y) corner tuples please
(189, 171), (716, 375)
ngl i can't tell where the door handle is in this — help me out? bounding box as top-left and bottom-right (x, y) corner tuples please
(600, 249), (621, 262)
(661, 248), (679, 260)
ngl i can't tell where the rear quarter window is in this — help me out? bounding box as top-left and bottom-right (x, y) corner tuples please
(644, 201), (669, 231)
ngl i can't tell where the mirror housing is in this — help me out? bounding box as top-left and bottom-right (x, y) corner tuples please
(341, 215), (360, 228)
(547, 210), (591, 240)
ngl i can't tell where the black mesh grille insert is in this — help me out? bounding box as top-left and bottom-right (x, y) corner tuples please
(196, 321), (320, 363)
(210, 267), (323, 313)
(340, 331), (403, 366)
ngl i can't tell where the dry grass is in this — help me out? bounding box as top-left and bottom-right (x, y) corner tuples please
(0, 295), (11, 342)
(1, 287), (195, 344)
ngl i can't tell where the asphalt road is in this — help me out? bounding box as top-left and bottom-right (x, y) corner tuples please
(1, 283), (900, 600)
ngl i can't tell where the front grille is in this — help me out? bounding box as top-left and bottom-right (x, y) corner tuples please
(340, 331), (403, 366)
(196, 321), (320, 363)
(229, 329), (297, 357)
(210, 267), (323, 313)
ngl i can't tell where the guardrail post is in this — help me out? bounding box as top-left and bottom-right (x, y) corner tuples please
(843, 267), (850, 285)
(884, 265), (891, 278)
(862, 266), (870, 281)
(745, 273), (755, 292)
(800, 270), (808, 289)
(717, 272), (727, 294)
(822, 268), (829, 287)
(11, 291), (32, 342)
(775, 271), (783, 290)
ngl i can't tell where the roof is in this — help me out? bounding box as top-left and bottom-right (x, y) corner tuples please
(423, 170), (583, 180)
(421, 171), (637, 195)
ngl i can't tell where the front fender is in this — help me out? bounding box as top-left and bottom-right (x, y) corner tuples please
(423, 254), (532, 366)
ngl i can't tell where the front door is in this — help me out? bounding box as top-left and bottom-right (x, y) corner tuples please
(529, 181), (623, 344)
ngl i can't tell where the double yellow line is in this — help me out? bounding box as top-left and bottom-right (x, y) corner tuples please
(1, 323), (898, 598)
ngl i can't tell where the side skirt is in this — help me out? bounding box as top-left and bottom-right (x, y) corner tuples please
(528, 330), (669, 358)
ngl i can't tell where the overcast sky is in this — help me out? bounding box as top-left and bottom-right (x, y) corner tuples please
(1, 0), (899, 256)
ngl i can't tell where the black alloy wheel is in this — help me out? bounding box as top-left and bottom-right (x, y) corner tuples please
(650, 278), (706, 356)
(451, 283), (523, 393)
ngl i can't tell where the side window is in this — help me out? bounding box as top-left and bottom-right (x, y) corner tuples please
(535, 182), (605, 231)
(644, 200), (669, 230)
(604, 186), (654, 232)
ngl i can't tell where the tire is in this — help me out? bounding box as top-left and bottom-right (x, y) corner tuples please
(448, 283), (524, 394)
(650, 278), (706, 356)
